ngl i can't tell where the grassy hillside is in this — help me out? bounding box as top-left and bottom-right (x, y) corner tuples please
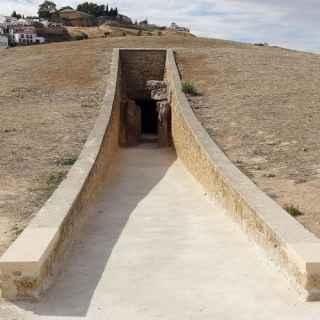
(0, 34), (319, 255)
(65, 25), (195, 39)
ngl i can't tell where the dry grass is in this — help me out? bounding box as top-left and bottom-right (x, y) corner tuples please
(2, 32), (320, 255)
(0, 35), (245, 255)
(181, 81), (201, 96)
(65, 25), (190, 39)
(177, 45), (320, 238)
(0, 39), (111, 254)
(285, 205), (304, 217)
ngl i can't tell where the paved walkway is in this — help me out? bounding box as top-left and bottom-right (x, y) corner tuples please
(1, 145), (320, 319)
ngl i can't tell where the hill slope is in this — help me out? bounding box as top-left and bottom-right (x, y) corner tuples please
(177, 44), (320, 237)
(0, 35), (320, 255)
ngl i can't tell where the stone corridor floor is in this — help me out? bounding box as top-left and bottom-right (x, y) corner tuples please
(1, 144), (320, 319)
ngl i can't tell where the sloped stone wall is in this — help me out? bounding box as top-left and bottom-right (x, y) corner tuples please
(165, 49), (320, 301)
(0, 49), (123, 300)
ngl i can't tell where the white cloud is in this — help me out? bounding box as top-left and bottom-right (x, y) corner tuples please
(1, 0), (320, 52)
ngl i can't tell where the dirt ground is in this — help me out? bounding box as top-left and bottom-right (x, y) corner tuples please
(66, 25), (187, 39)
(1, 34), (320, 256)
(177, 45), (320, 238)
(0, 35), (245, 256)
(0, 40), (112, 254)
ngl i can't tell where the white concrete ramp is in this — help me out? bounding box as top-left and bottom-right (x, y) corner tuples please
(1, 145), (320, 319)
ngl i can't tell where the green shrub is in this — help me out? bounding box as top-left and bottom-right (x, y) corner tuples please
(285, 205), (303, 217)
(181, 82), (200, 96)
(73, 32), (88, 41)
(47, 171), (66, 194)
(254, 42), (269, 47)
(56, 154), (78, 166)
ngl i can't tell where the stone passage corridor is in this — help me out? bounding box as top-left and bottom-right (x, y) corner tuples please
(1, 145), (319, 319)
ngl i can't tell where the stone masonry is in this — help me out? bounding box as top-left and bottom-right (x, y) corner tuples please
(146, 80), (171, 147)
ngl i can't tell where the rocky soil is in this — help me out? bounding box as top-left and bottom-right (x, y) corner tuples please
(0, 35), (245, 256)
(0, 40), (111, 254)
(1, 34), (320, 256)
(176, 45), (320, 237)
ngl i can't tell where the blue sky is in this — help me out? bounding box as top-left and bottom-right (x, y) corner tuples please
(1, 0), (320, 53)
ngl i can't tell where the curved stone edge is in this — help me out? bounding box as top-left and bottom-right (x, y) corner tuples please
(0, 49), (122, 301)
(165, 49), (320, 301)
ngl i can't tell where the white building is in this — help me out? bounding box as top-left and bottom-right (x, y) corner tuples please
(170, 22), (190, 33)
(13, 32), (45, 45)
(0, 34), (9, 48)
(40, 19), (50, 27)
(0, 15), (17, 28)
(17, 18), (32, 26)
(4, 16), (18, 25)
(10, 26), (45, 45)
(0, 16), (6, 24)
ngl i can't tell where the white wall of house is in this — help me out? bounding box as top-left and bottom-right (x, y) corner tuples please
(0, 35), (9, 48)
(170, 22), (190, 33)
(35, 36), (45, 44)
(14, 33), (45, 45)
(40, 19), (49, 27)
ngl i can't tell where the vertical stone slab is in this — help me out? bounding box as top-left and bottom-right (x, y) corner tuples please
(157, 100), (171, 147)
(119, 99), (128, 146)
(146, 80), (171, 147)
(126, 99), (141, 146)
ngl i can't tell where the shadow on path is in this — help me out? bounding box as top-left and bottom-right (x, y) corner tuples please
(18, 145), (176, 318)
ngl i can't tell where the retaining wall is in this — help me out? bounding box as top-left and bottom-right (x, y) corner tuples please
(1, 48), (320, 301)
(0, 49), (122, 300)
(165, 49), (320, 301)
(120, 49), (166, 100)
(0, 48), (168, 301)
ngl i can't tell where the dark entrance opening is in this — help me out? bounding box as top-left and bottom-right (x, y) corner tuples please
(136, 99), (158, 135)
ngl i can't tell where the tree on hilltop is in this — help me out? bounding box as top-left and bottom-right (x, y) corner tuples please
(76, 2), (118, 17)
(38, 0), (57, 19)
(140, 18), (148, 25)
(11, 11), (22, 19)
(60, 6), (74, 11)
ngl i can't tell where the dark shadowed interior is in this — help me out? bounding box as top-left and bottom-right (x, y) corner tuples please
(136, 99), (158, 135)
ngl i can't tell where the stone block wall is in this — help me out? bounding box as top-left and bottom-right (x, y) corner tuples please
(3, 48), (320, 302)
(120, 49), (166, 100)
(0, 49), (169, 300)
(165, 49), (320, 301)
(0, 49), (123, 300)
(119, 49), (169, 146)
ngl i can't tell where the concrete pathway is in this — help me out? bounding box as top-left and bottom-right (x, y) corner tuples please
(1, 144), (320, 319)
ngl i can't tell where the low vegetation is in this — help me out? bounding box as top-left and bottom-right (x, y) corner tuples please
(254, 43), (269, 47)
(47, 171), (67, 195)
(72, 32), (88, 41)
(56, 154), (78, 166)
(38, 1), (119, 20)
(76, 2), (118, 18)
(284, 205), (304, 217)
(182, 81), (200, 96)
